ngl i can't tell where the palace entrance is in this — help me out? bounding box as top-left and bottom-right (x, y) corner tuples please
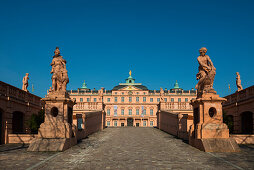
(127, 118), (133, 126)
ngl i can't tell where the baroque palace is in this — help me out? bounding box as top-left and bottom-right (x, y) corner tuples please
(68, 71), (196, 128)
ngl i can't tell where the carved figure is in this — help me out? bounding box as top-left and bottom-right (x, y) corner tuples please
(236, 72), (243, 92)
(22, 73), (29, 92)
(195, 47), (216, 96)
(98, 87), (104, 101)
(160, 88), (164, 101)
(50, 47), (68, 92)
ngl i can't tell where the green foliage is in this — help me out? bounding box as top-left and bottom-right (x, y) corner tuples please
(27, 109), (45, 134)
(223, 111), (234, 134)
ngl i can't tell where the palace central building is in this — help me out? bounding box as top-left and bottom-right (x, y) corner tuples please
(69, 72), (196, 128)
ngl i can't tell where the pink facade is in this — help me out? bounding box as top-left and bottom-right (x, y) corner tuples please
(69, 73), (196, 128)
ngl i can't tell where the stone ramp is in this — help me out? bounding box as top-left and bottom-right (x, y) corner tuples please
(0, 128), (254, 169)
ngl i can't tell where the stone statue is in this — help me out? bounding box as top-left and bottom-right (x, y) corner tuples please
(22, 73), (29, 92)
(98, 87), (104, 101)
(195, 47), (216, 97)
(160, 88), (164, 101)
(236, 72), (243, 91)
(50, 47), (69, 92)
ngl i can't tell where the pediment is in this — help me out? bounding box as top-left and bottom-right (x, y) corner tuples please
(120, 85), (141, 91)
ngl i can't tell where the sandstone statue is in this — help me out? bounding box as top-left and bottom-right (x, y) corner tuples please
(195, 47), (216, 97)
(22, 73), (29, 92)
(50, 47), (69, 92)
(236, 72), (243, 92)
(160, 88), (164, 101)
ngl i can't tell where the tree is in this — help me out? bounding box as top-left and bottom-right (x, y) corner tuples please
(27, 109), (45, 134)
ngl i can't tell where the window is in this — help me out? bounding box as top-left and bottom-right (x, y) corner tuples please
(178, 98), (181, 102)
(107, 121), (110, 126)
(114, 97), (117, 102)
(143, 97), (146, 102)
(164, 98), (167, 102)
(150, 98), (153, 102)
(150, 121), (153, 126)
(114, 109), (117, 116)
(87, 98), (90, 102)
(94, 98), (97, 102)
(136, 97), (139, 102)
(121, 97), (124, 102)
(150, 109), (153, 116)
(136, 109), (139, 115)
(122, 92), (124, 95)
(114, 121), (117, 126)
(115, 92), (117, 94)
(185, 98), (188, 102)
(157, 98), (160, 102)
(129, 97), (132, 102)
(80, 98), (83, 102)
(128, 109), (132, 115)
(121, 109), (124, 115)
(143, 109), (146, 115)
(121, 123), (124, 126)
(143, 92), (146, 95)
(137, 92), (139, 94)
(171, 98), (174, 102)
(107, 98), (110, 102)
(143, 121), (147, 127)
(77, 118), (83, 130)
(107, 109), (110, 116)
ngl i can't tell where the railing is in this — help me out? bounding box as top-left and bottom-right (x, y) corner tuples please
(223, 85), (254, 106)
(160, 102), (192, 111)
(0, 81), (41, 106)
(74, 102), (103, 110)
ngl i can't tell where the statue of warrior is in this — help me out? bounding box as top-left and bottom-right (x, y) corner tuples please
(22, 73), (29, 92)
(236, 72), (243, 92)
(195, 47), (216, 96)
(50, 47), (68, 92)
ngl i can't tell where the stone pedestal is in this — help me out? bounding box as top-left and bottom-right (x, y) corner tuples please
(28, 92), (77, 151)
(189, 93), (240, 152)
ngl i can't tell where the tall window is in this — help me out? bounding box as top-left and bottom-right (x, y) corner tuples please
(80, 98), (83, 102)
(143, 97), (146, 102)
(143, 109), (146, 115)
(129, 97), (132, 102)
(107, 98), (110, 102)
(157, 98), (160, 102)
(114, 97), (118, 102)
(77, 118), (83, 130)
(150, 109), (153, 116)
(121, 97), (124, 102)
(128, 109), (132, 115)
(185, 98), (188, 102)
(150, 121), (153, 126)
(178, 98), (181, 102)
(107, 121), (110, 126)
(164, 98), (167, 102)
(171, 98), (174, 102)
(136, 109), (139, 115)
(150, 98), (153, 102)
(121, 109), (124, 115)
(136, 97), (139, 102)
(87, 98), (90, 102)
(114, 109), (117, 116)
(143, 121), (147, 127)
(107, 109), (110, 116)
(114, 121), (117, 126)
(94, 98), (97, 102)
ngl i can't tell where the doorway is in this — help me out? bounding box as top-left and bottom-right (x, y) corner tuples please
(12, 111), (24, 134)
(127, 118), (133, 126)
(136, 123), (139, 127)
(241, 111), (253, 134)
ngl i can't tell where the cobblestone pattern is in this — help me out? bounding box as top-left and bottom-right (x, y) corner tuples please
(0, 127), (254, 170)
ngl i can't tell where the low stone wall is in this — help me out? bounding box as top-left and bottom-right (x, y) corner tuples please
(84, 111), (105, 137)
(8, 134), (38, 144)
(158, 111), (193, 140)
(230, 134), (254, 144)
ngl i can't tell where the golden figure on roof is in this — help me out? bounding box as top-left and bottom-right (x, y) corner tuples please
(129, 70), (132, 76)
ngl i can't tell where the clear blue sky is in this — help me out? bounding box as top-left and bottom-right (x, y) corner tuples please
(0, 0), (253, 98)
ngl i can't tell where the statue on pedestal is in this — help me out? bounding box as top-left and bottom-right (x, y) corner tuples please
(236, 72), (243, 92)
(195, 47), (216, 97)
(160, 88), (164, 102)
(22, 73), (29, 92)
(50, 47), (69, 92)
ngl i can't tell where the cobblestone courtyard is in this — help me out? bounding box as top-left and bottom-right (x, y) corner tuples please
(0, 127), (253, 170)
